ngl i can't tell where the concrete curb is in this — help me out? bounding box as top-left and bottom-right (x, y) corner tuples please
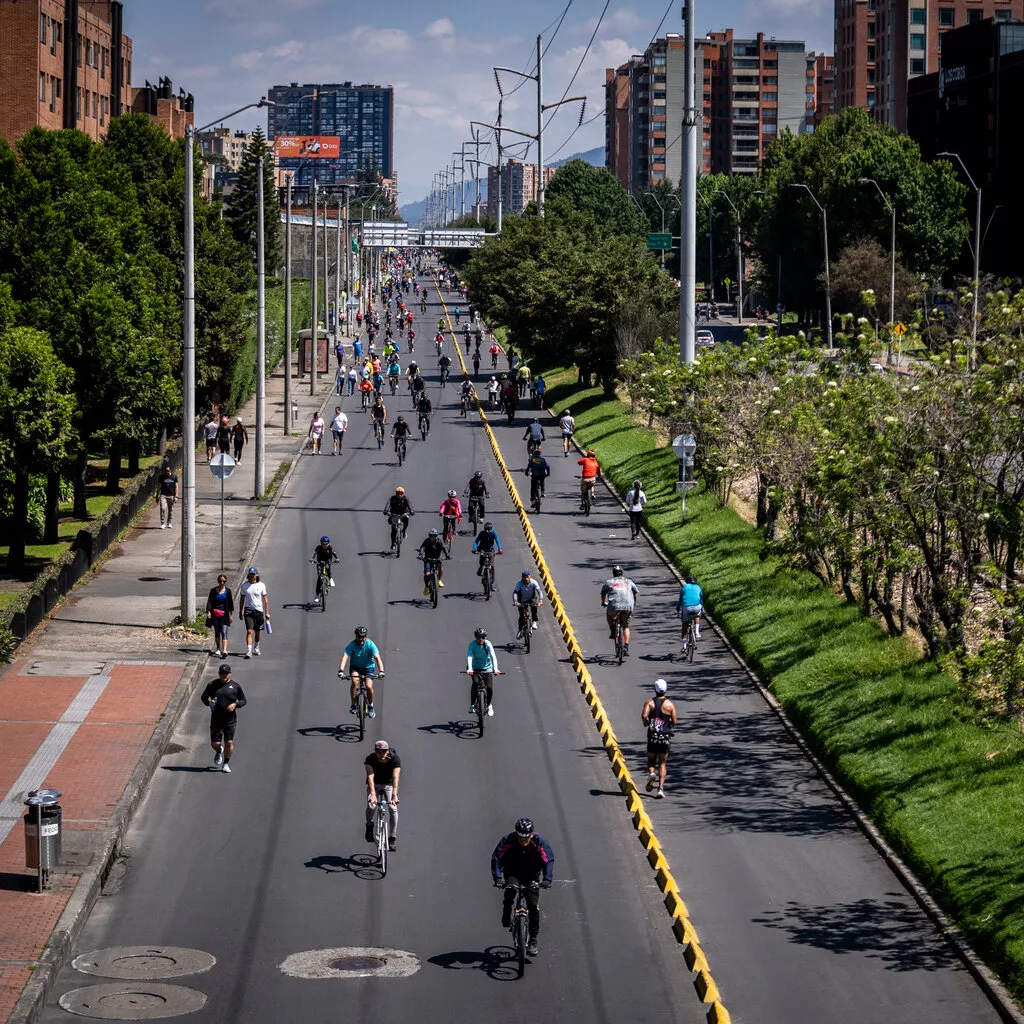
(8, 656), (207, 1024)
(541, 386), (1024, 1024)
(435, 283), (731, 1024)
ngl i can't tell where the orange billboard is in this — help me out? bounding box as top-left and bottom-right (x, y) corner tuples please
(272, 136), (341, 159)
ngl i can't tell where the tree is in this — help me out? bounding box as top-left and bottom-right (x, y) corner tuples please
(828, 239), (920, 324)
(224, 126), (281, 273)
(0, 328), (75, 573)
(545, 160), (648, 237)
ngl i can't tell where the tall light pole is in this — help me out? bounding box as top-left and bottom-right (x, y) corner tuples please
(255, 151), (267, 499)
(182, 98), (270, 623)
(789, 183), (833, 348)
(536, 33), (544, 217)
(860, 177), (895, 361)
(310, 180), (319, 394)
(938, 151), (981, 367)
(284, 172), (292, 435)
(679, 0), (698, 364)
(714, 190), (744, 324)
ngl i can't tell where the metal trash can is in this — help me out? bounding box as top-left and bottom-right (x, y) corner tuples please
(25, 789), (62, 887)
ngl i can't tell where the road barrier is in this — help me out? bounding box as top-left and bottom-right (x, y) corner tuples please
(434, 279), (731, 1024)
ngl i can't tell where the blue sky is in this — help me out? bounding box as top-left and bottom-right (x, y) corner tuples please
(129, 0), (833, 204)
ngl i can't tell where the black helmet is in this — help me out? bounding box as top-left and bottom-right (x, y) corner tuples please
(473, 470), (482, 478)
(686, 575), (696, 584)
(474, 627), (488, 639)
(354, 626), (368, 638)
(515, 817), (534, 837)
(484, 521), (493, 530)
(612, 565), (624, 577)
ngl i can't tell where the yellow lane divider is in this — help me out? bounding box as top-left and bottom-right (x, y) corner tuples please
(432, 278), (731, 1024)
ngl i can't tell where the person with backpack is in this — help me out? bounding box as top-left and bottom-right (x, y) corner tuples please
(232, 417), (248, 462)
(641, 679), (676, 799)
(625, 479), (647, 539)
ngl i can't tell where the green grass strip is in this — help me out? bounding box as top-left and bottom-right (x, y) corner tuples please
(543, 366), (1024, 1000)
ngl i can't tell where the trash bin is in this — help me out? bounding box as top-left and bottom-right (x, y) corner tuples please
(24, 789), (62, 874)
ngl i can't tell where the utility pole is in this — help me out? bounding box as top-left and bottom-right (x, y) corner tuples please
(336, 196), (342, 346)
(182, 125), (196, 620)
(284, 173), (292, 435)
(497, 100), (503, 232)
(714, 190), (744, 325)
(474, 129), (482, 222)
(679, 0), (697, 364)
(255, 154), (266, 499)
(536, 33), (545, 217)
(310, 180), (318, 394)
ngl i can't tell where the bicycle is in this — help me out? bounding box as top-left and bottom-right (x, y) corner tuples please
(373, 420), (384, 449)
(480, 551), (495, 601)
(388, 375), (398, 396)
(460, 393), (471, 417)
(488, 390), (499, 411)
(419, 414), (430, 440)
(490, 351), (499, 369)
(395, 435), (407, 466)
(440, 514), (457, 550)
(612, 610), (625, 665)
(314, 562), (331, 612)
(516, 604), (535, 653)
(680, 611), (698, 663)
(467, 497), (483, 533)
(581, 480), (595, 517)
(440, 365), (449, 387)
(342, 670), (381, 742)
(504, 879), (541, 976)
(371, 787), (390, 876)
(422, 557), (441, 609)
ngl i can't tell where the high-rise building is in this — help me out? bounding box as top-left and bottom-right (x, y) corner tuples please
(835, 0), (1023, 130)
(486, 160), (556, 217)
(0, 0), (132, 147)
(606, 30), (820, 188)
(812, 53), (837, 127)
(267, 81), (394, 189)
(197, 127), (253, 174)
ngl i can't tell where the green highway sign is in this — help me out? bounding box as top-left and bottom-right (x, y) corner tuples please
(646, 232), (672, 250)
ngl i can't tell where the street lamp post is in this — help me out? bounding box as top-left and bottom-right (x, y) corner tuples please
(644, 191), (667, 268)
(789, 183), (832, 348)
(714, 190), (744, 325)
(938, 151), (981, 368)
(696, 191), (714, 306)
(284, 172), (292, 435)
(860, 178), (896, 363)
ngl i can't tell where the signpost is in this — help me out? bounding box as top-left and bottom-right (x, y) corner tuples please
(209, 453), (236, 572)
(894, 322), (907, 367)
(671, 434), (697, 523)
(646, 232), (672, 251)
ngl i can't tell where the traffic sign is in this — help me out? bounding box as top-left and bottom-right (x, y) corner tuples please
(894, 322), (907, 336)
(777, 303), (786, 314)
(646, 232), (672, 250)
(209, 453), (236, 480)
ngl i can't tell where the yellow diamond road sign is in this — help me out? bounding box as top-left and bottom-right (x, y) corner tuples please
(894, 322), (907, 336)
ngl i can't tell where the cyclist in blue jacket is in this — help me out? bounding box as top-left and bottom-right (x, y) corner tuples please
(491, 817), (554, 957)
(676, 576), (704, 652)
(471, 521), (503, 591)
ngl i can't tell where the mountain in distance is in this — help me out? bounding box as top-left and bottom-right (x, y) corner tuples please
(398, 145), (605, 224)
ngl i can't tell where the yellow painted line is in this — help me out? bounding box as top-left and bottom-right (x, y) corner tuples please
(431, 276), (732, 1024)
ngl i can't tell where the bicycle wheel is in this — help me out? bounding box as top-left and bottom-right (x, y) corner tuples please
(476, 679), (487, 734)
(357, 688), (366, 742)
(524, 614), (532, 653)
(320, 572), (327, 613)
(688, 621), (696, 663)
(515, 910), (528, 975)
(377, 807), (388, 877)
(483, 564), (491, 600)
(430, 572), (438, 609)
(395, 528), (402, 559)
(398, 440), (405, 466)
(616, 620), (624, 665)
(376, 426), (383, 450)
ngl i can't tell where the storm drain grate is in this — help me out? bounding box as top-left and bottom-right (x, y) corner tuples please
(328, 956), (386, 971)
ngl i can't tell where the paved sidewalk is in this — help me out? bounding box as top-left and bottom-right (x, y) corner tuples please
(0, 349), (340, 1023)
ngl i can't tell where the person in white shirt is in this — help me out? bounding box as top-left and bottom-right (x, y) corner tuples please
(625, 479), (647, 540)
(239, 566), (270, 659)
(308, 412), (325, 455)
(559, 409), (575, 457)
(330, 407), (349, 455)
(346, 366), (358, 396)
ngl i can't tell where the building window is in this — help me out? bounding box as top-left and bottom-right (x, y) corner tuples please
(55, 78), (61, 99)
(868, 45), (876, 61)
(762, 75), (778, 85)
(40, 13), (47, 43)
(911, 8), (926, 25)
(76, 86), (81, 120)
(995, 9), (1011, 20)
(911, 33), (926, 49)
(868, 22), (876, 38)
(763, 91), (777, 101)
(39, 72), (46, 103)
(910, 58), (926, 74)
(967, 9), (982, 23)
(50, 77), (56, 112)
(938, 7), (954, 26)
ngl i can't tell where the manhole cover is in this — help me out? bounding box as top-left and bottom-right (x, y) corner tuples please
(73, 947), (216, 980)
(279, 946), (420, 980)
(59, 983), (206, 1019)
(328, 956), (385, 971)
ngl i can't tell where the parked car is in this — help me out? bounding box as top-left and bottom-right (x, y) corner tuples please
(696, 330), (715, 348)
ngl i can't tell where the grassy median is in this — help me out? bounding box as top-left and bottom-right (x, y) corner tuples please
(543, 366), (1024, 1000)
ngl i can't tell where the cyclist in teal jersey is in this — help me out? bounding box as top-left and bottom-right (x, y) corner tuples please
(339, 626), (386, 719)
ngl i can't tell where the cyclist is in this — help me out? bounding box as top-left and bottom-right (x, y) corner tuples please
(600, 565), (638, 656)
(357, 375), (374, 409)
(406, 328), (416, 352)
(454, 305), (461, 324)
(371, 369), (386, 396)
(465, 626), (501, 716)
(309, 535), (338, 601)
(364, 739), (399, 850)
(641, 679), (676, 799)
(406, 360), (420, 392)
(439, 490), (462, 542)
(383, 486), (415, 546)
(464, 471), (489, 522)
(578, 449), (599, 509)
(491, 818), (554, 958)
(523, 418), (545, 453)
(410, 371), (427, 410)
(524, 448), (550, 508)
(489, 340), (501, 368)
(559, 409), (575, 457)
(438, 352), (452, 385)
(676, 575), (704, 654)
(512, 570), (543, 635)
(487, 376), (501, 410)
(386, 357), (401, 391)
(434, 331), (446, 354)
(438, 316), (446, 333)
(417, 394), (433, 437)
(391, 415), (412, 454)
(369, 394), (388, 443)
(459, 376), (476, 414)
(339, 626), (385, 720)
(503, 379), (518, 424)
(416, 527), (449, 595)
(472, 520), (503, 591)
(462, 322), (470, 346)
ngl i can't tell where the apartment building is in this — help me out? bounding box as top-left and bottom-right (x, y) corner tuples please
(835, 0), (1023, 130)
(0, 0), (132, 146)
(197, 127), (253, 173)
(486, 160), (557, 217)
(267, 81), (394, 189)
(812, 53), (837, 126)
(131, 77), (192, 140)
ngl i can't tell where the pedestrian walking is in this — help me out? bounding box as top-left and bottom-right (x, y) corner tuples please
(201, 663), (247, 773)
(335, 340), (345, 369)
(216, 415), (231, 455)
(308, 411), (325, 455)
(205, 574), (234, 658)
(157, 462), (178, 530)
(559, 409), (575, 457)
(625, 479), (647, 539)
(641, 679), (676, 798)
(330, 406), (348, 455)
(239, 566), (270, 659)
(232, 417), (248, 462)
(353, 337), (363, 361)
(203, 413), (218, 463)
(347, 366), (358, 396)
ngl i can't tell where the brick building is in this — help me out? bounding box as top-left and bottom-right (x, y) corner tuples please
(835, 0), (1024, 130)
(812, 53), (837, 126)
(131, 77), (192, 140)
(0, 0), (132, 146)
(486, 160), (556, 217)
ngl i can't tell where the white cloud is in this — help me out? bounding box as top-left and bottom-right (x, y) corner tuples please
(423, 18), (455, 39)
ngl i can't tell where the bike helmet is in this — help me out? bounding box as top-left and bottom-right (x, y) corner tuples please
(515, 818), (534, 837)
(395, 486), (405, 495)
(473, 471), (482, 478)
(396, 416), (405, 422)
(320, 536), (330, 544)
(654, 678), (668, 694)
(429, 528), (439, 536)
(354, 626), (368, 639)
(484, 521), (493, 530)
(474, 628), (488, 640)
(447, 489), (457, 497)
(612, 565), (624, 577)
(686, 575), (696, 584)
(532, 418), (539, 424)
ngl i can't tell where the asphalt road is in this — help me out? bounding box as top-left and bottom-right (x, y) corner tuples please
(38, 281), (697, 1024)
